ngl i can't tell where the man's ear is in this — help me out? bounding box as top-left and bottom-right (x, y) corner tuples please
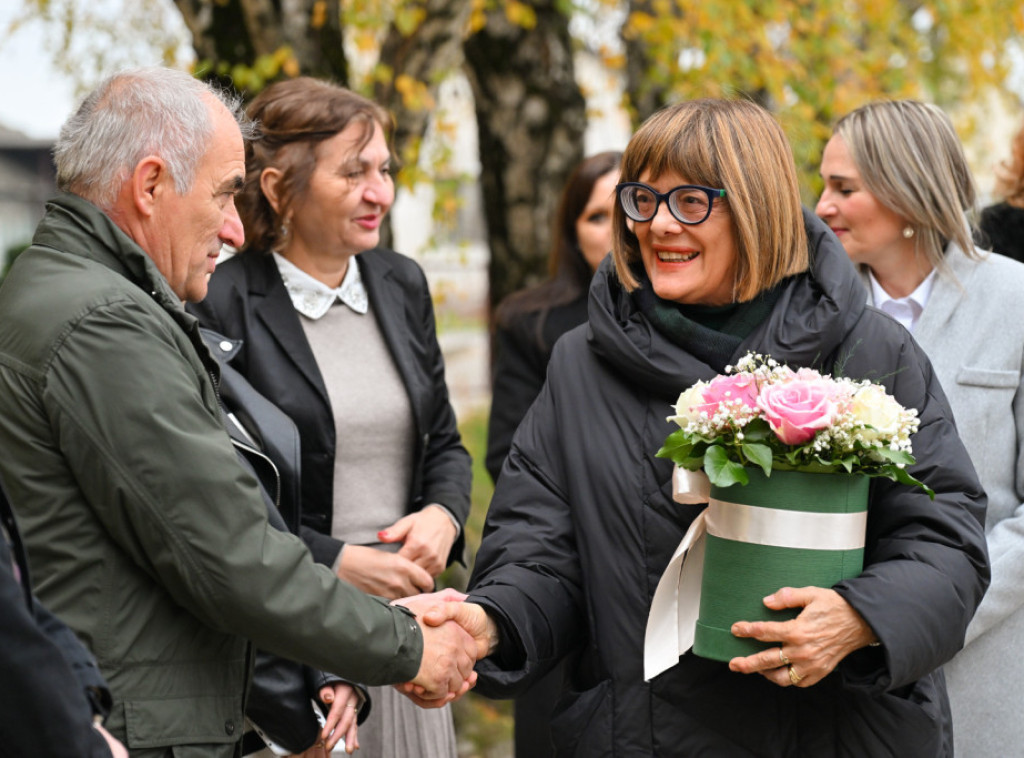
(130, 156), (169, 218)
(260, 167), (284, 215)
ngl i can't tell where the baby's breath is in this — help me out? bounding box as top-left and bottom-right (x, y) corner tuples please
(657, 352), (933, 497)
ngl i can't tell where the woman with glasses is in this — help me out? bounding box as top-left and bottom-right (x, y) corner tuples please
(435, 98), (987, 755)
(816, 99), (1024, 757)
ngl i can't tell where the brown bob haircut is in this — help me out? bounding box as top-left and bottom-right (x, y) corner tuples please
(612, 98), (808, 302)
(238, 76), (394, 253)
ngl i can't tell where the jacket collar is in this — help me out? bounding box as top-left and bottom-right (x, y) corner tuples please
(913, 243), (976, 345)
(239, 251), (332, 407)
(33, 192), (183, 313)
(32, 193), (209, 362)
(236, 248), (423, 431)
(588, 207), (868, 399)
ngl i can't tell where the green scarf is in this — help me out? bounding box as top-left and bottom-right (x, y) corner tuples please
(632, 264), (784, 372)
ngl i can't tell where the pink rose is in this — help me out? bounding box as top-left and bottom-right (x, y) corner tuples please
(757, 378), (838, 445)
(695, 373), (760, 416)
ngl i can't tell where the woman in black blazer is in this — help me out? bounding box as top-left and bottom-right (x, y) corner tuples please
(189, 77), (470, 758)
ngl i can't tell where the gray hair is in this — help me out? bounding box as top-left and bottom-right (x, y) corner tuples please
(53, 67), (253, 210)
(834, 100), (980, 269)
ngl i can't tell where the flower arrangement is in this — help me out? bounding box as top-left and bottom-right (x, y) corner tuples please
(657, 353), (933, 497)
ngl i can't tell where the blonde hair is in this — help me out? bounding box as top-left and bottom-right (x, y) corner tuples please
(834, 100), (979, 268)
(612, 98), (808, 302)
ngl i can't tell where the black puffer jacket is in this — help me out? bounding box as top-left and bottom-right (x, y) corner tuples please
(469, 211), (989, 757)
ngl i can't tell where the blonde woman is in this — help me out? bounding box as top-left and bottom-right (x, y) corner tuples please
(817, 99), (1024, 756)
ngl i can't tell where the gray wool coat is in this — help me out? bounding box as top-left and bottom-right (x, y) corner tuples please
(866, 245), (1024, 756)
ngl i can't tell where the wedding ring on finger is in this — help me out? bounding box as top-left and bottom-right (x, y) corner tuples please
(778, 648), (790, 667)
(788, 665), (803, 686)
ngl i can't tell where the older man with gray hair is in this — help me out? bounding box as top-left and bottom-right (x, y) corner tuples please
(0, 67), (479, 757)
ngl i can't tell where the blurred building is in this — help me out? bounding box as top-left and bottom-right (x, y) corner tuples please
(0, 125), (55, 265)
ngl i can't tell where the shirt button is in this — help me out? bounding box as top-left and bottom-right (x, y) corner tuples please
(219, 340), (232, 352)
(225, 720), (235, 735)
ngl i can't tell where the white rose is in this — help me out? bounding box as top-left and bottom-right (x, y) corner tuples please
(850, 384), (904, 441)
(668, 382), (708, 427)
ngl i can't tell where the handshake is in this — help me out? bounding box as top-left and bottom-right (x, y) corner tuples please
(391, 589), (498, 708)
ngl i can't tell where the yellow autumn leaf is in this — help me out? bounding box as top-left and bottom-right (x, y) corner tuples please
(310, 0), (326, 30)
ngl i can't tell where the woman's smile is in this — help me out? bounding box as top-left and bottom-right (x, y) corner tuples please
(653, 246), (700, 263)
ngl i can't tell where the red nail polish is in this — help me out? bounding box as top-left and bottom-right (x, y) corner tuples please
(378, 530), (387, 539)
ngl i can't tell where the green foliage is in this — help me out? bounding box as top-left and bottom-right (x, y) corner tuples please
(602, 0), (1024, 201)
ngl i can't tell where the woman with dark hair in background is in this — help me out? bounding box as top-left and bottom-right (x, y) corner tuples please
(485, 150), (620, 758)
(977, 116), (1024, 263)
(486, 150), (621, 484)
(190, 77), (471, 758)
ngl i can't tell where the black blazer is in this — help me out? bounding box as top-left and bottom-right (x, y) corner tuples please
(189, 249), (471, 567)
(485, 293), (589, 483)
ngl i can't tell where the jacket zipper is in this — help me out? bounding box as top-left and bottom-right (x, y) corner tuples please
(229, 436), (282, 511)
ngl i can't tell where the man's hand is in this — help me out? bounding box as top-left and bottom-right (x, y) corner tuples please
(406, 612), (478, 707)
(391, 590), (498, 708)
(378, 506), (458, 577)
(393, 590), (497, 660)
(336, 545), (434, 600)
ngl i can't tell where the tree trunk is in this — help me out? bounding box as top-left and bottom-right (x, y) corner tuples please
(171, 0), (348, 88)
(375, 0), (472, 168)
(463, 2), (586, 318)
(621, 0), (672, 124)
(373, 0), (472, 248)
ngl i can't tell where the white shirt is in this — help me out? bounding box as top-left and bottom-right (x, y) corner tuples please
(868, 268), (937, 334)
(272, 252), (368, 319)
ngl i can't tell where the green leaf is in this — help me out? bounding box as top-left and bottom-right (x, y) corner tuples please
(873, 447), (916, 466)
(742, 442), (773, 475)
(884, 466), (936, 499)
(705, 446), (749, 487)
(656, 429), (696, 463)
(679, 454), (706, 470)
(742, 418), (772, 441)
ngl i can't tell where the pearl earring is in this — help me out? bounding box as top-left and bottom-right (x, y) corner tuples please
(902, 226), (914, 239)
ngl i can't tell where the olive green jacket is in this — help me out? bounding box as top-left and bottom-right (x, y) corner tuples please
(0, 193), (423, 755)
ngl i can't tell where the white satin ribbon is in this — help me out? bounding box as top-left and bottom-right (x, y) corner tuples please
(644, 467), (867, 681)
(673, 466), (710, 504)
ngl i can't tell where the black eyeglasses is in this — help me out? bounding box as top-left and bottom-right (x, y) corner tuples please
(616, 182), (727, 225)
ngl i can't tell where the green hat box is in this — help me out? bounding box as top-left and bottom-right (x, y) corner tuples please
(692, 468), (870, 662)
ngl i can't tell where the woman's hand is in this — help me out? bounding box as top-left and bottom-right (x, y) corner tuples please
(727, 586), (878, 688)
(95, 723), (128, 758)
(377, 505), (458, 577)
(316, 683), (360, 754)
(337, 545), (434, 600)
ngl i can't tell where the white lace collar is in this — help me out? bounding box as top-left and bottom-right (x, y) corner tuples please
(272, 252), (368, 319)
